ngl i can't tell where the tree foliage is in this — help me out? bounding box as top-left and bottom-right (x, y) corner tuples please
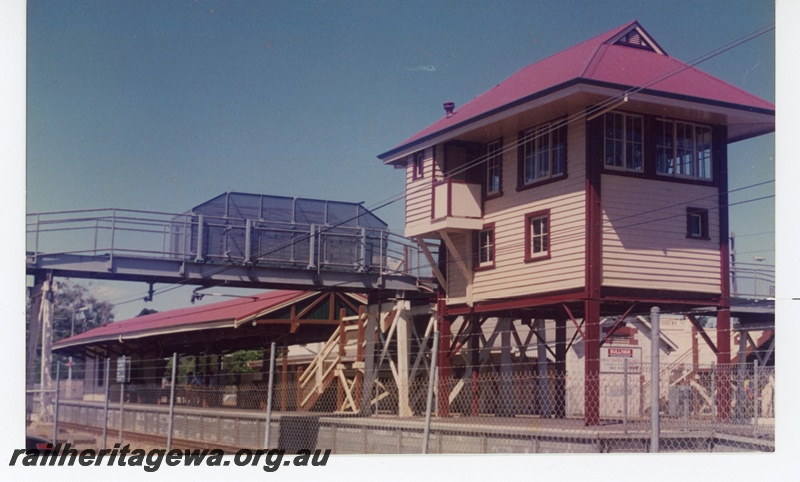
(25, 280), (116, 342)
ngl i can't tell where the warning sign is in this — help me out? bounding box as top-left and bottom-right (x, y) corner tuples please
(600, 346), (642, 374)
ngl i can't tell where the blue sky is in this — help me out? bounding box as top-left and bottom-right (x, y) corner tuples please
(22, 0), (776, 317)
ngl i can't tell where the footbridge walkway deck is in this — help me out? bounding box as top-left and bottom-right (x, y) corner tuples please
(26, 193), (435, 293)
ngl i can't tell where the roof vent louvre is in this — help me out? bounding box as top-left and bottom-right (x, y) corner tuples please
(614, 29), (656, 52)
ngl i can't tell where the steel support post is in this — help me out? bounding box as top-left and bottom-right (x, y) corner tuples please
(716, 308), (732, 420)
(194, 215), (205, 263)
(39, 278), (55, 422)
(623, 358), (629, 433)
(337, 309), (346, 411)
(119, 357), (125, 445)
(397, 301), (412, 417)
(499, 317), (513, 417)
(753, 360), (760, 434)
(26, 274), (46, 420)
(166, 353), (178, 451)
(359, 227), (367, 271)
(53, 362), (60, 444)
(436, 300), (451, 418)
(737, 330), (748, 421)
(537, 318), (550, 418)
(361, 304), (378, 414)
(554, 318), (567, 418)
(308, 224), (316, 270)
(422, 331), (441, 454)
(650, 307), (660, 453)
(244, 219), (252, 264)
(711, 363), (717, 427)
(584, 300), (601, 425)
(264, 342), (276, 449)
(102, 357), (111, 451)
(469, 315), (480, 417)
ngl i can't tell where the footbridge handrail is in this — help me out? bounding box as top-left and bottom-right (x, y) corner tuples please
(27, 208), (435, 282)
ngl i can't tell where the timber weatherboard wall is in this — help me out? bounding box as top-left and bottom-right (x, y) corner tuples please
(601, 175), (721, 293)
(472, 116), (587, 302)
(404, 146), (441, 236)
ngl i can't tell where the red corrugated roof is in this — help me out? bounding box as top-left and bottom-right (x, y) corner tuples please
(54, 290), (310, 347)
(380, 20), (774, 160)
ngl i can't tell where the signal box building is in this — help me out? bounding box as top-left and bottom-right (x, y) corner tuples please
(378, 21), (774, 424)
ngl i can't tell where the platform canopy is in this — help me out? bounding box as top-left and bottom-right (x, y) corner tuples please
(53, 290), (366, 358)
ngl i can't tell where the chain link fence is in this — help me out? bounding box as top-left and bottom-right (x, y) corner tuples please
(32, 351), (774, 454)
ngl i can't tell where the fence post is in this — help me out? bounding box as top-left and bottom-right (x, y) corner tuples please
(710, 363), (717, 428)
(623, 358), (628, 434)
(308, 224), (316, 269)
(119, 355), (126, 445)
(53, 362), (60, 444)
(264, 342), (277, 449)
(195, 215), (205, 263)
(753, 359), (759, 435)
(34, 213), (41, 261)
(245, 219), (252, 264)
(650, 306), (660, 453)
(683, 379), (690, 432)
(422, 331), (440, 454)
(359, 227), (367, 271)
(102, 357), (111, 450)
(166, 353), (178, 451)
(108, 210), (116, 270)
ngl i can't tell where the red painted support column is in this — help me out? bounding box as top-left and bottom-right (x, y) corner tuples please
(555, 317), (567, 418)
(436, 299), (451, 418)
(716, 308), (732, 420)
(584, 300), (601, 425)
(469, 316), (480, 416)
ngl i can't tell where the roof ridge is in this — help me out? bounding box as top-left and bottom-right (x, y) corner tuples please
(656, 54), (774, 108)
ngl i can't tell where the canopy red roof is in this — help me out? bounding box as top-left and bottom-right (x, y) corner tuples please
(54, 290), (311, 349)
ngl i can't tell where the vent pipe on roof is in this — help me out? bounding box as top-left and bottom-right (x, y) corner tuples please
(443, 101), (455, 118)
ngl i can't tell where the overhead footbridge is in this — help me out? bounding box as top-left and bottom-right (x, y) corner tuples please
(26, 192), (436, 293)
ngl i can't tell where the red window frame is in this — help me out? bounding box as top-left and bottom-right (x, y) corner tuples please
(524, 209), (551, 262)
(475, 223), (496, 271)
(411, 150), (425, 180)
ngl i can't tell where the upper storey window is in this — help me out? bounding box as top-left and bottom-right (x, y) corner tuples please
(411, 150), (425, 180)
(604, 112), (643, 172)
(486, 139), (503, 198)
(656, 120), (712, 180)
(519, 121), (567, 187)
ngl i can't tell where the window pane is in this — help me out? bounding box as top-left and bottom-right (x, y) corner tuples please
(604, 113), (624, 167)
(689, 214), (702, 237)
(525, 147), (535, 183)
(530, 216), (549, 255)
(479, 229), (494, 264)
(676, 123), (694, 176)
(625, 116), (643, 171)
(536, 127), (550, 179)
(696, 126), (712, 180)
(486, 140), (502, 193)
(552, 125), (566, 175)
(656, 120), (674, 175)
